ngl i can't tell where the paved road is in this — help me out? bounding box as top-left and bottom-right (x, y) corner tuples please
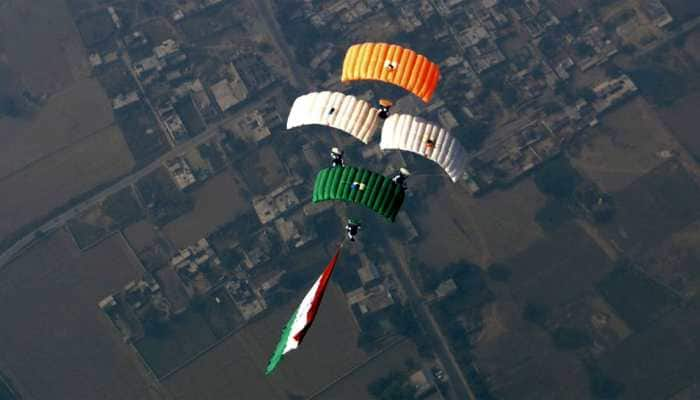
(0, 87), (281, 268)
(388, 241), (477, 400)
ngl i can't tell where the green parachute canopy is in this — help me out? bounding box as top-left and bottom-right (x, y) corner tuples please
(312, 166), (405, 222)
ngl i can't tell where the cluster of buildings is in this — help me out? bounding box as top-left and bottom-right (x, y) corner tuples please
(98, 236), (274, 343)
(472, 74), (638, 188)
(252, 176), (304, 224)
(164, 157), (197, 190)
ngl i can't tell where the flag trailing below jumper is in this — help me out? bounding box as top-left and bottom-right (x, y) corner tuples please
(265, 246), (342, 375)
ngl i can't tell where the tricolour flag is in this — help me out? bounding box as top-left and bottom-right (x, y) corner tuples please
(265, 246), (342, 375)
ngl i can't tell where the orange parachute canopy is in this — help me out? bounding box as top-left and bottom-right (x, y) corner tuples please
(341, 43), (441, 103)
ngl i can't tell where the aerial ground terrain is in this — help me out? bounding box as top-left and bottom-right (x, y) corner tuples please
(1, 0), (700, 399)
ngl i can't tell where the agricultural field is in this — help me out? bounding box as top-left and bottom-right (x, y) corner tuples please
(598, 295), (700, 400)
(163, 172), (251, 249)
(0, 78), (114, 176)
(638, 220), (700, 297)
(316, 340), (421, 400)
(164, 284), (367, 399)
(570, 97), (685, 193)
(0, 230), (161, 400)
(597, 266), (681, 331)
(0, 0), (90, 97)
(133, 288), (241, 379)
(600, 159), (700, 256)
(0, 125), (134, 242)
(505, 222), (614, 308)
(473, 300), (591, 400)
(659, 92), (700, 160)
(411, 177), (546, 268)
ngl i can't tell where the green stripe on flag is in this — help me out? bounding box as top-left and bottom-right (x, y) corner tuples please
(266, 307), (299, 375)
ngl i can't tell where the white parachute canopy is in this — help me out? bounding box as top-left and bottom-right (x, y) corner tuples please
(380, 113), (467, 182)
(286, 91), (379, 144)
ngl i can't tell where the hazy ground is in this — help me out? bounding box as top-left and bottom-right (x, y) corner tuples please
(0, 230), (162, 400)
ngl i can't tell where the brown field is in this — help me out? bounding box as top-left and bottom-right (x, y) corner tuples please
(0, 0), (90, 96)
(0, 230), (161, 400)
(239, 144), (288, 194)
(0, 78), (114, 177)
(473, 300), (590, 400)
(163, 172), (251, 248)
(316, 340), (420, 400)
(412, 177), (546, 268)
(681, 29), (700, 64)
(601, 159), (700, 256)
(506, 222), (614, 307)
(571, 97), (685, 193)
(124, 220), (159, 253)
(0, 125), (135, 241)
(638, 220), (700, 297)
(659, 92), (700, 160)
(599, 294), (700, 400)
(164, 284), (368, 399)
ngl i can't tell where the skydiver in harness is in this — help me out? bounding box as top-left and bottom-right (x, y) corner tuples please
(424, 138), (436, 158)
(391, 167), (411, 190)
(378, 98), (393, 120)
(331, 147), (344, 168)
(345, 219), (362, 242)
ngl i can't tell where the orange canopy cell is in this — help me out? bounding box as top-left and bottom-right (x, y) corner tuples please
(341, 43), (441, 103)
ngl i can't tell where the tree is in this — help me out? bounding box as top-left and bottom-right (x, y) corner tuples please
(575, 42), (595, 58)
(523, 303), (550, 327)
(500, 87), (519, 107)
(588, 366), (625, 399)
(576, 87), (597, 102)
(487, 263), (511, 282)
(552, 326), (592, 350)
(534, 156), (582, 199)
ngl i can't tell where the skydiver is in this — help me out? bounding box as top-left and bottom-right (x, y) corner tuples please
(391, 167), (411, 189)
(345, 219), (362, 242)
(328, 107), (336, 116)
(424, 138), (436, 157)
(378, 98), (393, 119)
(331, 147), (344, 168)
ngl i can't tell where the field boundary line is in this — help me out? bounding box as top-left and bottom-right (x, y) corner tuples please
(305, 336), (407, 400)
(0, 121), (118, 183)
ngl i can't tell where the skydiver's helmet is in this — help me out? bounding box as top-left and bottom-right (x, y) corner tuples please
(393, 168), (410, 189)
(331, 147), (343, 157)
(378, 99), (393, 119)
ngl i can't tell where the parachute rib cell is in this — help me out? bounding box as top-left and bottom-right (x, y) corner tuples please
(287, 91), (380, 144)
(380, 113), (468, 182)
